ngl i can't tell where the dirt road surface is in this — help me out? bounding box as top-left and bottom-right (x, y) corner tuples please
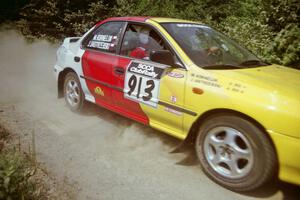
(0, 29), (299, 200)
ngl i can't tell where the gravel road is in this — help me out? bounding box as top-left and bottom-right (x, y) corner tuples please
(0, 29), (299, 200)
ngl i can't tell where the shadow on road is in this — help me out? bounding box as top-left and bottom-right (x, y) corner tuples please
(241, 181), (300, 199)
(79, 102), (300, 199)
(174, 143), (300, 199)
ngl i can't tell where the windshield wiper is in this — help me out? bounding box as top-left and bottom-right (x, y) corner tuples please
(202, 64), (243, 70)
(239, 60), (268, 66)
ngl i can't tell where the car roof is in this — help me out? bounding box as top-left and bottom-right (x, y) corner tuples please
(150, 17), (200, 24)
(96, 16), (202, 25)
(96, 16), (150, 25)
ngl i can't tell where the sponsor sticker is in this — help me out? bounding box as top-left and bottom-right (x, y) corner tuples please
(94, 86), (104, 96)
(127, 62), (165, 79)
(124, 60), (168, 107)
(167, 71), (184, 78)
(176, 24), (208, 28)
(164, 107), (182, 116)
(170, 95), (177, 103)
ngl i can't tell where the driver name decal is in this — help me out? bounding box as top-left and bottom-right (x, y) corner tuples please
(87, 34), (118, 50)
(92, 34), (116, 42)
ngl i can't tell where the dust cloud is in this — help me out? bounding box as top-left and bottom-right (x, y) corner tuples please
(0, 26), (176, 147)
(0, 28), (58, 103)
(0, 27), (177, 156)
(1, 28), (295, 200)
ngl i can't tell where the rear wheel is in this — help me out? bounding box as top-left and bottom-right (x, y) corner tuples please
(195, 114), (277, 192)
(63, 72), (86, 112)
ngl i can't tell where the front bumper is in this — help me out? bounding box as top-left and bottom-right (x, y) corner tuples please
(268, 130), (300, 185)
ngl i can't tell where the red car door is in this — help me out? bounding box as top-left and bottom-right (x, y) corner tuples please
(111, 23), (168, 124)
(81, 21), (125, 108)
(112, 56), (150, 124)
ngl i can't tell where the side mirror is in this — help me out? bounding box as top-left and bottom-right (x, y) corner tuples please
(150, 50), (176, 67)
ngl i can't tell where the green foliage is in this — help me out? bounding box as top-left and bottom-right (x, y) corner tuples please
(113, 0), (178, 18)
(13, 0), (300, 66)
(17, 0), (109, 42)
(0, 0), (29, 23)
(265, 23), (300, 68)
(0, 127), (9, 140)
(216, 16), (275, 61)
(0, 151), (37, 200)
(260, 0), (300, 68)
(262, 0), (300, 32)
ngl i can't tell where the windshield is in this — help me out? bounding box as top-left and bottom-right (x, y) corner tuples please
(161, 23), (266, 69)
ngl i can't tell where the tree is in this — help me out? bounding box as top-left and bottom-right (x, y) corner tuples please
(0, 0), (29, 23)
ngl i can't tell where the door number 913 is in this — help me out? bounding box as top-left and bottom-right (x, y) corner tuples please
(127, 74), (155, 101)
(124, 73), (160, 107)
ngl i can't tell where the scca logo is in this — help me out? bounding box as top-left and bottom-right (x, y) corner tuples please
(94, 86), (104, 96)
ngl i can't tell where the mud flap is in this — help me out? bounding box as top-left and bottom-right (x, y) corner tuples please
(169, 127), (197, 154)
(169, 139), (194, 153)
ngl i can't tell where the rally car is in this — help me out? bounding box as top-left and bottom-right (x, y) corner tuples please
(54, 17), (300, 192)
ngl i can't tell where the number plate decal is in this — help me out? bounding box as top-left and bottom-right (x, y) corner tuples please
(124, 60), (167, 107)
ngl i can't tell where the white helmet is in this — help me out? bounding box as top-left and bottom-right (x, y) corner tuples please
(139, 27), (150, 44)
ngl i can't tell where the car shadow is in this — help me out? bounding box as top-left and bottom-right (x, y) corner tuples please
(79, 103), (300, 199)
(241, 180), (300, 199)
(279, 182), (300, 200)
(175, 144), (300, 198)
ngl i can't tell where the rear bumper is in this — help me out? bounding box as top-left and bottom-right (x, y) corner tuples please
(268, 130), (300, 185)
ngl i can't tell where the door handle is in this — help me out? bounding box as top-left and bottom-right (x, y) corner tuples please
(113, 66), (125, 75)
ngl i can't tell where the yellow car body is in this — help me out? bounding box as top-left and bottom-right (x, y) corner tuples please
(143, 18), (300, 186)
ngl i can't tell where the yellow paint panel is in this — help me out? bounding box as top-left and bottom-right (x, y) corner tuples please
(184, 64), (300, 139)
(268, 130), (300, 185)
(150, 17), (202, 24)
(140, 68), (187, 139)
(141, 18), (300, 186)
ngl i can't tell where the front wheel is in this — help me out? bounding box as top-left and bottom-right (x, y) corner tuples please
(63, 72), (86, 112)
(195, 114), (277, 192)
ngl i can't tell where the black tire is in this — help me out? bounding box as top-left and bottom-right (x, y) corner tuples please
(195, 114), (277, 192)
(63, 72), (86, 112)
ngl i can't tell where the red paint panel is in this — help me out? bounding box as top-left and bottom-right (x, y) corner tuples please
(82, 50), (149, 125)
(112, 56), (149, 125)
(96, 16), (151, 26)
(82, 50), (116, 106)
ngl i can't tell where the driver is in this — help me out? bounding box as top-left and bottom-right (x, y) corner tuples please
(191, 30), (222, 65)
(129, 27), (151, 60)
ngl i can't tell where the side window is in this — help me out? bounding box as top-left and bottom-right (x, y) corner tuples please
(120, 24), (168, 61)
(84, 22), (124, 53)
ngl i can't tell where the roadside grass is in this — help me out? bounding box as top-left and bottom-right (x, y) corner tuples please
(0, 125), (42, 200)
(0, 125), (9, 140)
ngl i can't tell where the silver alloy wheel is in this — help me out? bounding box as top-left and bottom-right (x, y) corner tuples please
(203, 126), (254, 179)
(65, 78), (80, 107)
